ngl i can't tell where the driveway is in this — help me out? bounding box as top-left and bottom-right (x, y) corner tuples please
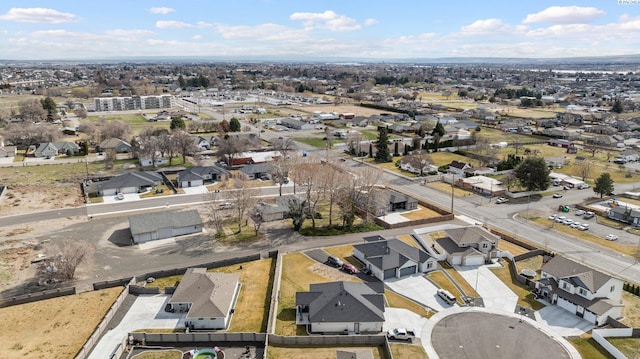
(182, 186), (209, 194)
(385, 275), (456, 312)
(88, 294), (186, 359)
(383, 307), (428, 338)
(102, 192), (140, 204)
(535, 305), (595, 337)
(454, 264), (518, 312)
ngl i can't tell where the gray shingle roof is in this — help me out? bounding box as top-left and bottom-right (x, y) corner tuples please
(541, 256), (613, 293)
(354, 238), (432, 271)
(239, 163), (272, 175)
(445, 226), (499, 247)
(128, 209), (202, 235)
(169, 268), (239, 318)
(296, 281), (384, 323)
(92, 171), (162, 192)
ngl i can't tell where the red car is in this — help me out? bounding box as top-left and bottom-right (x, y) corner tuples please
(342, 263), (358, 274)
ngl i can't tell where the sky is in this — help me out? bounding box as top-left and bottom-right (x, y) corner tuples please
(0, 1), (639, 60)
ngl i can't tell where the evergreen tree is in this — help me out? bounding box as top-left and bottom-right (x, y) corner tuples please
(229, 117), (241, 132)
(611, 99), (623, 114)
(170, 117), (186, 130)
(593, 173), (614, 198)
(513, 157), (551, 191)
(375, 126), (391, 163)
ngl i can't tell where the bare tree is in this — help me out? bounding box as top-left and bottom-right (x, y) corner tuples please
(205, 191), (226, 238)
(270, 156), (296, 196)
(173, 130), (197, 164)
(352, 164), (383, 223)
(99, 119), (132, 141)
(323, 164), (351, 227)
(271, 137), (297, 158)
(2, 122), (60, 146)
(576, 160), (593, 181)
(217, 135), (248, 166)
(290, 159), (324, 228)
(104, 148), (117, 169)
(584, 144), (599, 158)
(40, 241), (88, 283)
(228, 177), (259, 233)
(76, 107), (88, 119)
(19, 99), (47, 122)
(249, 210), (264, 236)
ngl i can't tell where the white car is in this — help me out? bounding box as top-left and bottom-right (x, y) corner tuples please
(578, 224), (589, 231)
(548, 214), (557, 220)
(605, 234), (618, 241)
(116, 193), (125, 200)
(555, 216), (567, 223)
(570, 222), (581, 228)
(553, 193), (563, 198)
(495, 197), (509, 204)
(583, 211), (595, 219)
(562, 219), (574, 225)
(575, 210), (585, 216)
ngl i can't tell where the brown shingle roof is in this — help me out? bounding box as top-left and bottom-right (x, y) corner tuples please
(445, 226), (499, 247)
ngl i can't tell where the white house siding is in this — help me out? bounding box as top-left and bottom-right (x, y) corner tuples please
(179, 179), (204, 188)
(463, 254), (485, 266)
(134, 232), (153, 243)
(419, 260), (437, 273)
(448, 254), (462, 266)
(311, 321), (383, 334)
(173, 224), (202, 237)
(101, 186), (138, 197)
(584, 311), (597, 325)
(557, 297), (578, 315)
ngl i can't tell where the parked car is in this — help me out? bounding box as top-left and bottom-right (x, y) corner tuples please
(387, 328), (415, 342)
(583, 211), (595, 219)
(577, 183), (590, 189)
(562, 219), (574, 225)
(548, 214), (557, 220)
(605, 234), (618, 241)
(219, 202), (234, 209)
(555, 216), (567, 223)
(575, 210), (585, 216)
(578, 224), (590, 231)
(570, 222), (581, 228)
(553, 193), (563, 198)
(437, 289), (457, 305)
(341, 262), (358, 274)
(495, 197), (509, 204)
(327, 255), (343, 267)
(116, 192), (125, 200)
(563, 186), (571, 190)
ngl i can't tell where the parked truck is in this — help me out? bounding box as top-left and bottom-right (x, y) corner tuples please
(386, 328), (416, 342)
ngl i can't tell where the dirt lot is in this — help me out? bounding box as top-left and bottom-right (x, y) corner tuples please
(0, 183), (83, 216)
(297, 104), (402, 118)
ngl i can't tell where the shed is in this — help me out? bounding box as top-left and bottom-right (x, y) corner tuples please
(129, 209), (203, 244)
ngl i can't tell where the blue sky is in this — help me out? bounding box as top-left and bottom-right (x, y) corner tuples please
(0, 1), (638, 60)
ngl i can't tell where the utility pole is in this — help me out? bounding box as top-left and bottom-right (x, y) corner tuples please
(450, 173), (455, 214)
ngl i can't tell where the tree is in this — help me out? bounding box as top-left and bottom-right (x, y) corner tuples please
(288, 196), (307, 231)
(76, 107), (88, 119)
(352, 165), (383, 223)
(178, 75), (186, 88)
(228, 178), (259, 233)
(375, 126), (391, 163)
(291, 160), (324, 228)
(205, 191), (227, 238)
(99, 119), (132, 141)
(513, 157), (551, 191)
(218, 119), (231, 134)
(229, 117), (241, 132)
(611, 99), (623, 114)
(40, 241), (88, 283)
(41, 97), (57, 116)
(576, 161), (593, 181)
(19, 99), (47, 121)
(431, 121), (445, 152)
(593, 173), (614, 198)
(501, 173), (518, 191)
(217, 135), (247, 167)
(170, 117), (186, 130)
(271, 137), (297, 158)
(173, 130), (197, 164)
(271, 156), (295, 196)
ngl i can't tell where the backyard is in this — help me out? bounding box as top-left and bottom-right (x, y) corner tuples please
(267, 345), (388, 359)
(143, 258), (274, 333)
(490, 259), (545, 310)
(0, 286), (123, 359)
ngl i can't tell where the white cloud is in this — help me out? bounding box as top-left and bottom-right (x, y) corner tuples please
(215, 23), (307, 42)
(459, 19), (510, 35)
(364, 18), (378, 26)
(105, 29), (155, 37)
(148, 7), (175, 15)
(523, 6), (605, 24)
(192, 35), (202, 40)
(156, 20), (193, 29)
(197, 21), (212, 28)
(0, 8), (76, 24)
(290, 10), (360, 31)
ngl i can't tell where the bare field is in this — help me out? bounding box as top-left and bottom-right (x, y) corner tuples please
(295, 104), (402, 117)
(0, 286), (123, 359)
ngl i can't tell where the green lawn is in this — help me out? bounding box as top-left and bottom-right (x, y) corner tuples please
(385, 290), (433, 318)
(88, 113), (172, 134)
(426, 271), (465, 305)
(567, 336), (614, 359)
(607, 337), (640, 358)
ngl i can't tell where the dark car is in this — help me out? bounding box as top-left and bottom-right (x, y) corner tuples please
(342, 262), (358, 274)
(327, 255), (343, 267)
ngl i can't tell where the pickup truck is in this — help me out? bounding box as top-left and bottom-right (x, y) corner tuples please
(386, 328), (415, 342)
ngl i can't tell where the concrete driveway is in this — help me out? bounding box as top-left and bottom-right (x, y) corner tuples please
(102, 192), (140, 204)
(535, 305), (595, 337)
(182, 186), (209, 194)
(383, 307), (428, 338)
(385, 275), (456, 312)
(89, 294), (186, 359)
(455, 264), (518, 312)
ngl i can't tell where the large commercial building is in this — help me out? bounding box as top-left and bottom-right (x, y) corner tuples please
(94, 95), (173, 111)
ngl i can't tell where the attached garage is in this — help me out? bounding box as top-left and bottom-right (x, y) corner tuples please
(462, 254), (485, 266)
(399, 265), (416, 277)
(383, 268), (396, 280)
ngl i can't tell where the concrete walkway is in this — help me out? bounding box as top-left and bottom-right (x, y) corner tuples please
(454, 263), (519, 312)
(88, 294), (186, 359)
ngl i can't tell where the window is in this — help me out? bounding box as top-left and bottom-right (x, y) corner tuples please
(562, 282), (570, 290)
(579, 288), (587, 296)
(427, 262), (433, 269)
(610, 285), (615, 292)
(482, 243), (488, 249)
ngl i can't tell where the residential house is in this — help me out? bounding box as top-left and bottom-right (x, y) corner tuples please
(176, 166), (229, 188)
(240, 163), (272, 180)
(280, 118), (315, 130)
(535, 256), (624, 326)
(190, 136), (211, 151)
(99, 138), (132, 153)
(457, 175), (505, 197)
(434, 226), (500, 266)
(32, 142), (58, 158)
(544, 156), (567, 168)
(168, 268), (240, 330)
(448, 160), (471, 175)
(0, 145), (17, 158)
(353, 238), (437, 281)
(355, 188), (418, 217)
(86, 171), (163, 196)
(128, 209), (203, 244)
(139, 157), (169, 167)
(586, 136), (618, 147)
(295, 281), (385, 334)
(548, 139), (574, 148)
(53, 141), (80, 156)
(608, 205), (640, 226)
(400, 155), (437, 175)
(255, 194), (302, 221)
